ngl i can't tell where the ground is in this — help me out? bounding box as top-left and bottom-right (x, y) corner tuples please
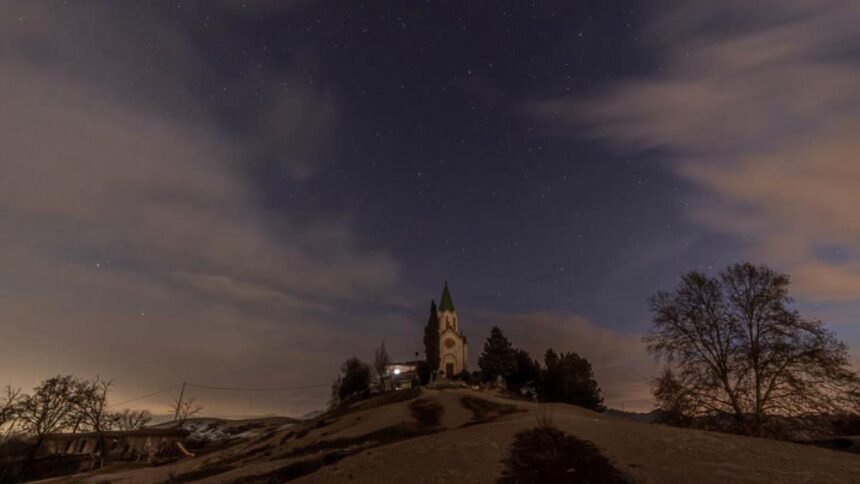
(38, 388), (860, 483)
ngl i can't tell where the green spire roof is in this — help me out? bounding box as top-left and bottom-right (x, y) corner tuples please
(439, 281), (456, 312)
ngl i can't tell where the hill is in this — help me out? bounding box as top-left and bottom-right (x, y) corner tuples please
(42, 388), (860, 483)
(605, 408), (663, 424)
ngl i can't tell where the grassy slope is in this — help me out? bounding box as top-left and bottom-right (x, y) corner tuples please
(48, 389), (860, 484)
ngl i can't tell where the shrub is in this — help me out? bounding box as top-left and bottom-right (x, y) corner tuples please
(334, 357), (371, 404)
(499, 426), (629, 484)
(833, 414), (860, 436)
(460, 396), (520, 424)
(416, 361), (431, 385)
(409, 398), (444, 427)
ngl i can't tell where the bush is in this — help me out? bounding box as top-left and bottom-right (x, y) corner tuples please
(336, 357), (371, 403)
(0, 435), (29, 461)
(499, 426), (629, 484)
(460, 396), (520, 423)
(408, 398), (444, 427)
(461, 371), (482, 386)
(833, 414), (860, 436)
(454, 370), (471, 382)
(416, 361), (431, 386)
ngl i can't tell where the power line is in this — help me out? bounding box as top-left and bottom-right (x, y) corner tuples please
(107, 384), (181, 408)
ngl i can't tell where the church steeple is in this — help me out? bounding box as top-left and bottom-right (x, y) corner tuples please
(435, 281), (467, 378)
(439, 281), (456, 312)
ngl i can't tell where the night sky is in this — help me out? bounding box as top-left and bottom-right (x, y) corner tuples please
(3, 1), (860, 416)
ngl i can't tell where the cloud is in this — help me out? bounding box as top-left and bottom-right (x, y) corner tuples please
(0, 2), (399, 416)
(530, 0), (860, 304)
(471, 312), (657, 411)
(251, 81), (338, 180)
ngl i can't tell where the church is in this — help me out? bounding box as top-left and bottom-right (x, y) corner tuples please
(436, 282), (468, 378)
(382, 282), (468, 388)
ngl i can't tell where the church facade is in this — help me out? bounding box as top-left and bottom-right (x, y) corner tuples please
(437, 282), (468, 378)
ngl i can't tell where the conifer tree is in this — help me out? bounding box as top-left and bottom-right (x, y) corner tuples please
(508, 348), (542, 391)
(423, 300), (440, 373)
(540, 349), (605, 411)
(478, 326), (516, 382)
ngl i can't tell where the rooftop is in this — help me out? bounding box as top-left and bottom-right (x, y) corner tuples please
(439, 281), (455, 312)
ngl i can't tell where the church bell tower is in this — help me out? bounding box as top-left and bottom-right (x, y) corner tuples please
(437, 282), (468, 378)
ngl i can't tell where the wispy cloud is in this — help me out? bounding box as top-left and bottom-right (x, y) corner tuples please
(531, 0), (860, 305)
(0, 2), (399, 415)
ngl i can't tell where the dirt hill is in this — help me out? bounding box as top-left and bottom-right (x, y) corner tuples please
(43, 387), (860, 483)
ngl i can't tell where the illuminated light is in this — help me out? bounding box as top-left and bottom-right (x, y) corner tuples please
(393, 368), (401, 375)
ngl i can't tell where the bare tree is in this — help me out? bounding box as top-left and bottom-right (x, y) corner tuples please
(16, 375), (80, 465)
(328, 376), (343, 410)
(647, 263), (860, 437)
(72, 377), (113, 467)
(109, 409), (152, 432)
(171, 396), (202, 426)
(0, 385), (21, 446)
(1, 385), (22, 434)
(373, 340), (391, 389)
(650, 368), (694, 427)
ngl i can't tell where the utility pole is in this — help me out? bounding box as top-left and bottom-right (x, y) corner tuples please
(173, 382), (186, 422)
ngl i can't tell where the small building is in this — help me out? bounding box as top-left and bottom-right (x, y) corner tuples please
(42, 428), (188, 463)
(382, 361), (420, 391)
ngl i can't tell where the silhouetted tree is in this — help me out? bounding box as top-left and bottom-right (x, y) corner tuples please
(72, 377), (113, 467)
(647, 263), (860, 436)
(372, 340), (391, 388)
(508, 349), (542, 392)
(171, 396), (203, 426)
(540, 349), (605, 411)
(478, 326), (516, 383)
(17, 375), (81, 471)
(329, 375), (344, 409)
(337, 357), (371, 402)
(423, 300), (440, 376)
(650, 368), (693, 427)
(108, 409), (152, 431)
(0, 384), (21, 430)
